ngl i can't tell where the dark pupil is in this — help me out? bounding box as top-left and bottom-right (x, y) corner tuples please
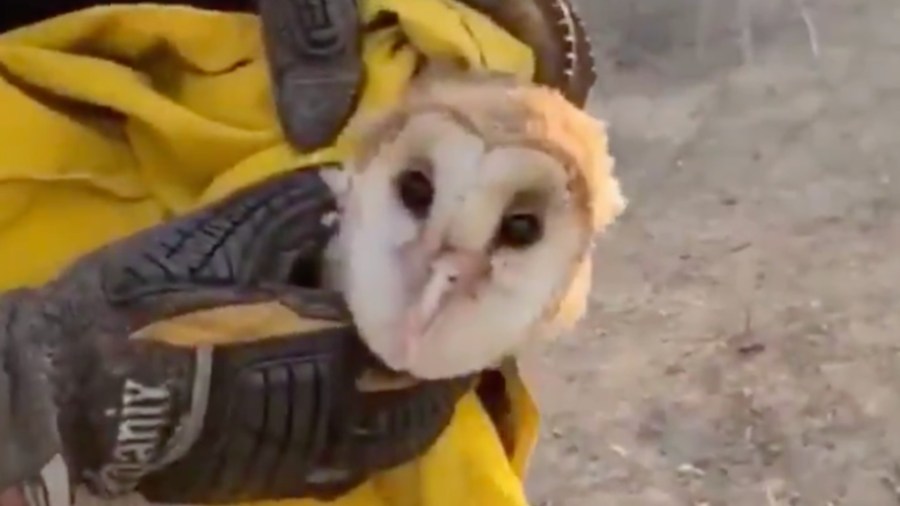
(498, 213), (543, 248)
(396, 170), (434, 218)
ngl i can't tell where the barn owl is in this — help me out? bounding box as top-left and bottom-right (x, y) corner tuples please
(323, 72), (626, 380)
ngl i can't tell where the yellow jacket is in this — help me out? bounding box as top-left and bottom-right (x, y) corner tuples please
(0, 2), (540, 505)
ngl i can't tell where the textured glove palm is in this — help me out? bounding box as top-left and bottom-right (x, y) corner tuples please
(0, 168), (346, 499)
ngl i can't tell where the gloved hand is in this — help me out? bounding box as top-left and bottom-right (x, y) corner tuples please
(259, 0), (597, 150)
(0, 167), (472, 506)
(0, 167), (348, 503)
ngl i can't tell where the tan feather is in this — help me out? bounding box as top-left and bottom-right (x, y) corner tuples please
(351, 72), (625, 232)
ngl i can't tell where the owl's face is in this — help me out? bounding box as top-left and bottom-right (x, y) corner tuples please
(329, 76), (625, 380)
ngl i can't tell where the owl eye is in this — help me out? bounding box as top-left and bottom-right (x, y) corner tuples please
(395, 167), (434, 219)
(497, 213), (543, 248)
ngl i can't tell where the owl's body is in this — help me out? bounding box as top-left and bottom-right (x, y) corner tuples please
(325, 73), (626, 380)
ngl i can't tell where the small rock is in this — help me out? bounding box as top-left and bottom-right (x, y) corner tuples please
(677, 462), (706, 478)
(737, 342), (766, 356)
(721, 196), (738, 206)
(610, 444), (629, 457)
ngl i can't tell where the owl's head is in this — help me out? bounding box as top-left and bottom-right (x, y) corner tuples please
(329, 73), (625, 380)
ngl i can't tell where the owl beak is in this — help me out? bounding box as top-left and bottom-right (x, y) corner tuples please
(425, 250), (488, 319)
(399, 249), (488, 361)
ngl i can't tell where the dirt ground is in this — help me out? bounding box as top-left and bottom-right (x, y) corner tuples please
(524, 0), (900, 504)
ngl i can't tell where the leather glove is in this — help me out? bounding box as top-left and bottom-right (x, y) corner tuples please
(0, 167), (348, 503)
(258, 0), (598, 150)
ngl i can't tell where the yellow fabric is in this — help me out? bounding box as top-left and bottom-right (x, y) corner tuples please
(0, 2), (540, 505)
(130, 302), (343, 346)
